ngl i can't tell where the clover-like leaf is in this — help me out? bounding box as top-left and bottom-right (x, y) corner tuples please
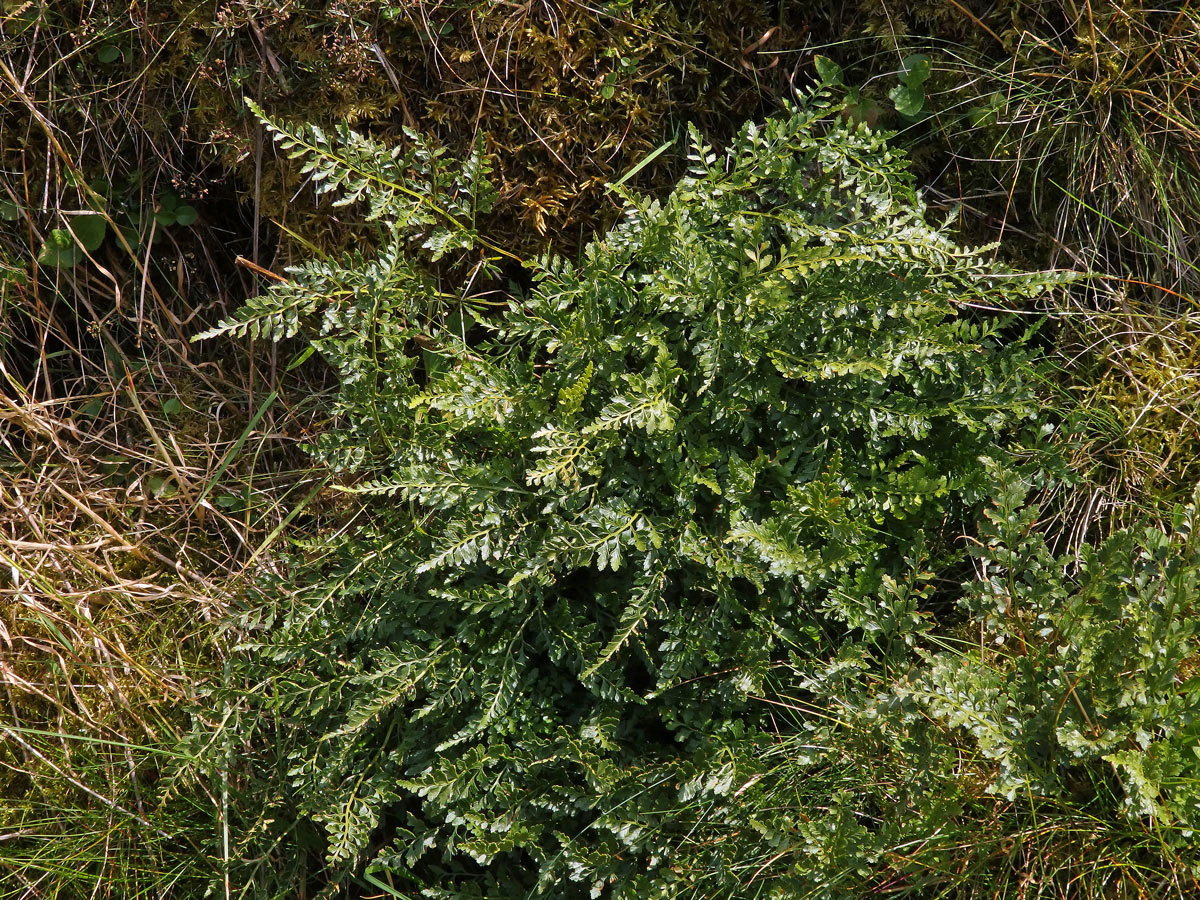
(173, 204), (198, 226)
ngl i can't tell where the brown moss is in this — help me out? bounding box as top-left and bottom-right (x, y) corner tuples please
(2, 0), (825, 268)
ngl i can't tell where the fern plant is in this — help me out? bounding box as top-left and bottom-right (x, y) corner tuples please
(916, 467), (1200, 824)
(203, 91), (1067, 897)
(683, 474), (1200, 898)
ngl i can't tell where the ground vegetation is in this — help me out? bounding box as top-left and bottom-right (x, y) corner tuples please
(4, 1), (1200, 898)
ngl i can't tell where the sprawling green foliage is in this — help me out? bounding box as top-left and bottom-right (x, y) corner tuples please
(12, 1), (1200, 896)
(201, 91), (1093, 896)
(920, 470), (1200, 824)
(664, 478), (1200, 898)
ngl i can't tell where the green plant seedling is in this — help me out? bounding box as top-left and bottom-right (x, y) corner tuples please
(37, 212), (107, 267)
(890, 53), (932, 117)
(155, 190), (198, 227)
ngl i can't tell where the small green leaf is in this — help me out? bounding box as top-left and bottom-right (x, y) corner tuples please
(286, 345), (317, 372)
(967, 105), (997, 127)
(97, 45), (122, 63)
(889, 82), (925, 117)
(814, 55), (843, 86)
(162, 397), (183, 416)
(37, 230), (83, 268)
(146, 474), (178, 499)
(116, 223), (141, 250)
(421, 346), (448, 380)
(67, 214), (107, 252)
(0, 198), (19, 221)
(85, 184), (109, 210)
(155, 210), (177, 226)
(1, 266), (29, 287)
(173, 204), (198, 226)
(901, 54), (931, 87)
(842, 89), (881, 129)
(98, 455), (135, 485)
